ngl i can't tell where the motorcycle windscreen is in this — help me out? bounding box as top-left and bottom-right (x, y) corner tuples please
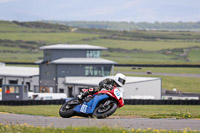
(73, 94), (109, 114)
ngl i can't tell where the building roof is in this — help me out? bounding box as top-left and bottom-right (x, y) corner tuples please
(65, 76), (160, 86)
(0, 66), (39, 77)
(51, 58), (117, 65)
(40, 44), (107, 50)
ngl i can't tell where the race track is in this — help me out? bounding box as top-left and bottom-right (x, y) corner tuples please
(0, 113), (200, 130)
(121, 71), (200, 78)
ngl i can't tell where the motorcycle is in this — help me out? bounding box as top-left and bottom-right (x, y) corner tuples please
(59, 87), (124, 119)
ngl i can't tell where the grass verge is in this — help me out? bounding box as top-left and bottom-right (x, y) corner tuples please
(0, 105), (200, 119)
(0, 124), (199, 133)
(115, 105), (200, 119)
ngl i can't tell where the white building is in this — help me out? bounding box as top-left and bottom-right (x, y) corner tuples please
(0, 65), (39, 100)
(64, 76), (162, 99)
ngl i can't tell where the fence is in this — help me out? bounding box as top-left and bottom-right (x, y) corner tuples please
(4, 62), (200, 68)
(0, 100), (65, 106)
(124, 99), (200, 105)
(0, 99), (200, 106)
(115, 64), (200, 68)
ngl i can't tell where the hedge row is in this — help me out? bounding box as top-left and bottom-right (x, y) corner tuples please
(124, 99), (200, 105)
(0, 100), (65, 106)
(4, 62), (200, 68)
(0, 99), (200, 106)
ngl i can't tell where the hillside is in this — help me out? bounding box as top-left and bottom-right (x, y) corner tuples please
(0, 20), (200, 64)
(46, 21), (200, 31)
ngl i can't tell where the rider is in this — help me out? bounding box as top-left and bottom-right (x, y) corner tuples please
(77, 73), (126, 100)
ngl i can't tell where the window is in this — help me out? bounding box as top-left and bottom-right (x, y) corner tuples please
(15, 86), (19, 93)
(85, 66), (93, 76)
(5, 86), (10, 93)
(10, 86), (15, 93)
(59, 89), (64, 93)
(85, 66), (110, 76)
(5, 86), (20, 94)
(9, 80), (18, 84)
(45, 51), (51, 60)
(26, 82), (31, 91)
(24, 86), (27, 93)
(86, 50), (101, 58)
(68, 86), (73, 97)
(0, 79), (2, 88)
(45, 71), (50, 76)
(104, 67), (110, 76)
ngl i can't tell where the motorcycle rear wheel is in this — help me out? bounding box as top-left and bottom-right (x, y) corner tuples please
(93, 100), (117, 119)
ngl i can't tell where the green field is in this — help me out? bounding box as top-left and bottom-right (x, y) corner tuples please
(127, 75), (200, 93)
(114, 67), (200, 93)
(0, 32), (99, 44)
(0, 21), (200, 64)
(0, 105), (200, 119)
(0, 52), (42, 62)
(77, 39), (200, 51)
(0, 21), (200, 93)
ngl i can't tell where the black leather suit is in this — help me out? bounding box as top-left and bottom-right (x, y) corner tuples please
(78, 78), (115, 100)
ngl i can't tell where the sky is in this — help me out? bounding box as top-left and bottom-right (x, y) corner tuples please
(0, 0), (200, 22)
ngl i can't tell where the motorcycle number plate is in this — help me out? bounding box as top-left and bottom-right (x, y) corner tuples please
(114, 89), (121, 99)
(80, 104), (88, 113)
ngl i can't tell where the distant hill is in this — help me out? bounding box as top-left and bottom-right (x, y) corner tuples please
(44, 21), (200, 31)
(13, 21), (71, 31)
(0, 20), (200, 65)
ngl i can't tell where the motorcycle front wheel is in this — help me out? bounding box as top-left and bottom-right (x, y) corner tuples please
(59, 99), (78, 118)
(93, 100), (117, 119)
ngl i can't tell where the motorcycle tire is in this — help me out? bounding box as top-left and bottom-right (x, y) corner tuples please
(59, 100), (75, 118)
(93, 100), (117, 119)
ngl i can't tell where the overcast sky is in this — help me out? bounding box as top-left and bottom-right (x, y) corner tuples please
(0, 0), (200, 22)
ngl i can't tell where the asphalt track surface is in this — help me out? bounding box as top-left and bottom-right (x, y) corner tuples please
(0, 113), (200, 130)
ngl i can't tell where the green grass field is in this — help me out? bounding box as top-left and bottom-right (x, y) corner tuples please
(0, 21), (200, 64)
(160, 76), (200, 93)
(126, 74), (200, 93)
(103, 51), (180, 64)
(77, 39), (200, 51)
(0, 52), (42, 62)
(0, 21), (200, 93)
(0, 32), (99, 44)
(0, 21), (51, 32)
(0, 105), (200, 119)
(114, 67), (200, 93)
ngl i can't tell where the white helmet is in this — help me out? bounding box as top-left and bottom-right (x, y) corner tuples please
(114, 73), (126, 87)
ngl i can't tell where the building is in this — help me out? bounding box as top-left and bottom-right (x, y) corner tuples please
(0, 65), (39, 100)
(0, 44), (162, 100)
(37, 44), (116, 93)
(64, 76), (162, 99)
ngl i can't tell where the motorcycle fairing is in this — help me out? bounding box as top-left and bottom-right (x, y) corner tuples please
(73, 94), (109, 114)
(97, 89), (124, 107)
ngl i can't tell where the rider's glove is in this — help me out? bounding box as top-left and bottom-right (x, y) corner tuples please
(105, 84), (113, 90)
(77, 92), (83, 100)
